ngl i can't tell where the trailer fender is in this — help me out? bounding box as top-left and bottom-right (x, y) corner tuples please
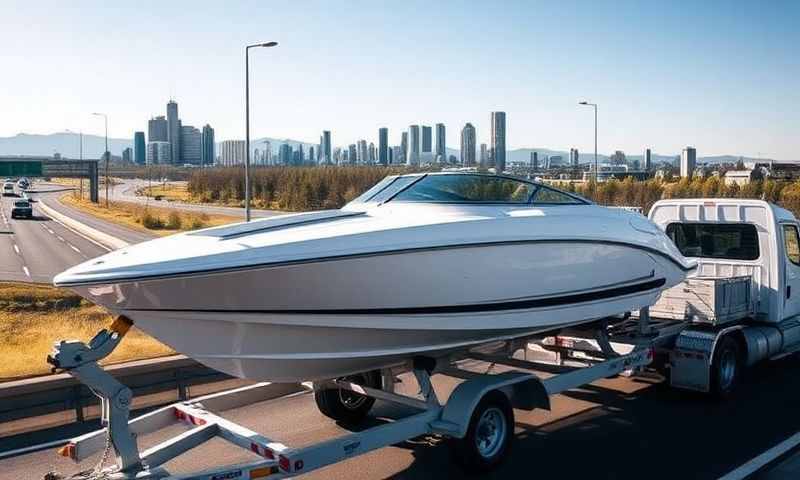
(437, 371), (549, 439)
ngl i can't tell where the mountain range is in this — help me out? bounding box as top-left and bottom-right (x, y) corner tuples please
(0, 132), (794, 166)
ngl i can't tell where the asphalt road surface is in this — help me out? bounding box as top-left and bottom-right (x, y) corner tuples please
(0, 183), (153, 283)
(3, 354), (800, 479)
(110, 178), (283, 219)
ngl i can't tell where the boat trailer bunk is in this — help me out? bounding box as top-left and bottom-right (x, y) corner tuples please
(44, 314), (659, 480)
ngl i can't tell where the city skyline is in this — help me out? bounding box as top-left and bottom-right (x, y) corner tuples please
(1, 2), (797, 160)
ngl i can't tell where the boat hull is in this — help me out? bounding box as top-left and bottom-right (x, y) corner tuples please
(69, 241), (687, 381)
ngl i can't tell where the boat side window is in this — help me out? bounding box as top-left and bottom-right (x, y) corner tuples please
(665, 222), (759, 260)
(782, 224), (800, 265)
(531, 186), (583, 204)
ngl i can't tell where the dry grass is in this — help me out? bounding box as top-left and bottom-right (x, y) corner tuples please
(139, 183), (193, 202)
(61, 194), (239, 236)
(0, 282), (173, 381)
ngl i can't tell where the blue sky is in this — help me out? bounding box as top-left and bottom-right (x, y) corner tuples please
(1, 0), (798, 159)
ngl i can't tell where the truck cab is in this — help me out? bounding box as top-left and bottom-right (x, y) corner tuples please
(649, 198), (799, 324)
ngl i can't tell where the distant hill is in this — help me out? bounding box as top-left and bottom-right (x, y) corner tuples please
(0, 131), (794, 166)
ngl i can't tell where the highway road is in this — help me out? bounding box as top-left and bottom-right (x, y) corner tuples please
(110, 178), (283, 219)
(3, 354), (800, 479)
(0, 183), (153, 283)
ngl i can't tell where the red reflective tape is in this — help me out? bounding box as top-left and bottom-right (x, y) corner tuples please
(279, 455), (290, 472)
(250, 442), (260, 454)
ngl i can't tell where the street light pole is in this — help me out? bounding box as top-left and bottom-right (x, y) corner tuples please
(245, 41), (278, 222)
(92, 112), (109, 207)
(579, 101), (598, 197)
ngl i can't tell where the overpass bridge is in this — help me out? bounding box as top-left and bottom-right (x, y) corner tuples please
(0, 156), (99, 202)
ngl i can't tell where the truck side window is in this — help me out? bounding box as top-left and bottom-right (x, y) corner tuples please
(783, 224), (800, 265)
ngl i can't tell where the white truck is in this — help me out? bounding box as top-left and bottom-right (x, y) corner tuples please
(42, 198), (800, 480)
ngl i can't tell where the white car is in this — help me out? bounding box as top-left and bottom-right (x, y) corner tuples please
(2, 182), (15, 196)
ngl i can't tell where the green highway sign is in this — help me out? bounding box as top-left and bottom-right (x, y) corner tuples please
(0, 161), (43, 177)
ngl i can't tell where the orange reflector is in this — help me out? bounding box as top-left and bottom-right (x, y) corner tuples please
(58, 443), (75, 459)
(110, 315), (133, 335)
(250, 466), (277, 478)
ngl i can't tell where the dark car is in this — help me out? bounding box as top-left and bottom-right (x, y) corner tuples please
(11, 200), (33, 219)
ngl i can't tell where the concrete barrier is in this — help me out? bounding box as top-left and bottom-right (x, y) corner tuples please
(37, 199), (129, 250)
(0, 355), (234, 438)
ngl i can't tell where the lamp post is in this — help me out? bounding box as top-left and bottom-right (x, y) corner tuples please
(245, 41), (279, 222)
(92, 112), (109, 207)
(578, 101), (598, 197)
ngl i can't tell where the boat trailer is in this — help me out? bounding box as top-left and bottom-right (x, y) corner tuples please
(44, 314), (657, 479)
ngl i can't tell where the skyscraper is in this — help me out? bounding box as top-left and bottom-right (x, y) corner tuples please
(569, 148), (579, 167)
(219, 140), (247, 166)
(167, 100), (181, 164)
(348, 144), (357, 165)
(435, 123), (446, 160)
(146, 141), (171, 164)
(407, 125), (420, 165)
(681, 146), (696, 178)
(322, 130), (332, 164)
(400, 132), (408, 164)
(460, 123), (476, 166)
(357, 140), (368, 164)
(201, 124), (215, 167)
(421, 126), (432, 153)
(490, 111), (506, 172)
(122, 147), (132, 163)
(133, 131), (146, 165)
(643, 148), (652, 171)
(180, 125), (202, 165)
(378, 127), (389, 165)
(480, 143), (488, 166)
(278, 143), (292, 165)
(531, 151), (538, 170)
(148, 116), (168, 142)
(368, 142), (376, 164)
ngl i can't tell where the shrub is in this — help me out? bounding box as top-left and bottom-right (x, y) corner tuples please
(166, 211), (182, 230)
(141, 211), (164, 229)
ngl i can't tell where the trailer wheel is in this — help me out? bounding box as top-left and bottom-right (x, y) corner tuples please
(711, 335), (741, 400)
(452, 390), (514, 472)
(314, 370), (380, 425)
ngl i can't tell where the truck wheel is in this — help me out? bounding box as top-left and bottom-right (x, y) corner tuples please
(711, 336), (741, 400)
(452, 390), (514, 472)
(314, 370), (380, 425)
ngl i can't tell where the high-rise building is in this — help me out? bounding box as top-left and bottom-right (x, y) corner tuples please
(378, 127), (389, 165)
(278, 143), (292, 165)
(146, 141), (171, 164)
(218, 140), (247, 166)
(148, 116), (168, 142)
(391, 146), (402, 165)
(490, 111), (506, 171)
(400, 132), (408, 164)
(681, 146), (696, 178)
(421, 126), (432, 153)
(460, 123), (476, 166)
(322, 130), (332, 164)
(610, 150), (626, 165)
(348, 144), (357, 165)
(435, 123), (446, 160)
(357, 140), (369, 164)
(531, 151), (538, 170)
(368, 142), (376, 164)
(480, 143), (488, 166)
(167, 100), (181, 164)
(308, 146), (315, 166)
(407, 125), (420, 165)
(122, 147), (132, 163)
(133, 131), (146, 165)
(201, 124), (215, 167)
(643, 148), (652, 171)
(569, 148), (579, 167)
(180, 125), (202, 165)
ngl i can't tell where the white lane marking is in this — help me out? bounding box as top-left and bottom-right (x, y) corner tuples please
(718, 431), (800, 480)
(45, 211), (112, 252)
(22, 266), (30, 277)
(13, 244), (19, 254)
(57, 235), (65, 242)
(69, 244), (81, 253)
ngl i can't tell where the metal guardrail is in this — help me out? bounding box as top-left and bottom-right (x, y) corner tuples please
(0, 355), (237, 438)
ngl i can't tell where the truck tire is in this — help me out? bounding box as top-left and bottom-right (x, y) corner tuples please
(711, 335), (741, 400)
(314, 370), (380, 425)
(452, 390), (514, 472)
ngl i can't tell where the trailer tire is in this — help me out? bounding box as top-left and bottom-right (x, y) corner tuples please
(451, 390), (514, 472)
(314, 370), (380, 425)
(711, 335), (741, 400)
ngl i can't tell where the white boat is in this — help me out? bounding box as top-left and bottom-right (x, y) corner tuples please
(54, 173), (693, 382)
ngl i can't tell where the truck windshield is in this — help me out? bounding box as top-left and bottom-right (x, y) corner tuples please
(666, 223), (759, 260)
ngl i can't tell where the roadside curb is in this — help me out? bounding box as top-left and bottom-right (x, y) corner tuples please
(38, 199), (129, 250)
